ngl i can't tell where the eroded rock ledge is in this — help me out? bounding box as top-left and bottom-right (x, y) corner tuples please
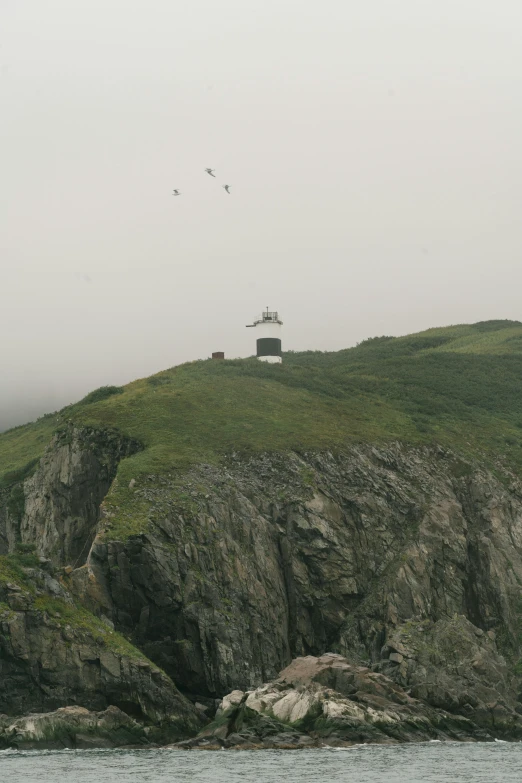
(172, 654), (522, 749)
(0, 706), (149, 750)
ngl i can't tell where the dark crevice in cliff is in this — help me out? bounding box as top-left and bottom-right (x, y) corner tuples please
(463, 541), (487, 631)
(110, 699), (146, 721)
(278, 532), (297, 655)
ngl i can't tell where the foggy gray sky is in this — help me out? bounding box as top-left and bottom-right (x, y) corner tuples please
(1, 1), (522, 431)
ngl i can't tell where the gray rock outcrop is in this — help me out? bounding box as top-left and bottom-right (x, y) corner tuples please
(174, 654), (508, 748)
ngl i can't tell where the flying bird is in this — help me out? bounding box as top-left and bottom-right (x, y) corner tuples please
(223, 185), (231, 194)
(205, 168), (216, 177)
(172, 189), (181, 196)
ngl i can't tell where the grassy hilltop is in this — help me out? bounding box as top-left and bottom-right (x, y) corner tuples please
(2, 319), (522, 505)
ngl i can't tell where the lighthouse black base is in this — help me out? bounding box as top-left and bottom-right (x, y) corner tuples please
(257, 338), (282, 358)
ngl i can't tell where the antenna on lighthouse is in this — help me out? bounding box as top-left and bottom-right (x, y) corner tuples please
(246, 308), (283, 363)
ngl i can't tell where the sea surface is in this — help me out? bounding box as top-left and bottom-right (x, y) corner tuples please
(1, 742), (521, 783)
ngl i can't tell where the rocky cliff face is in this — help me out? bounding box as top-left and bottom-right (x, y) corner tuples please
(0, 559), (203, 748)
(86, 447), (522, 694)
(3, 427), (522, 740)
(0, 427), (141, 565)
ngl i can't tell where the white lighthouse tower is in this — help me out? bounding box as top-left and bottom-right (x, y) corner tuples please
(246, 308), (283, 363)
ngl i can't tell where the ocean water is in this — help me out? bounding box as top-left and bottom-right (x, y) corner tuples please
(1, 743), (522, 783)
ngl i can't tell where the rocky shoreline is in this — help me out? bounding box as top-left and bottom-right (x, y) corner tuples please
(2, 653), (520, 751)
(169, 653), (519, 750)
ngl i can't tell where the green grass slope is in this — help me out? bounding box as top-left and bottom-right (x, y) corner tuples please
(2, 320), (522, 529)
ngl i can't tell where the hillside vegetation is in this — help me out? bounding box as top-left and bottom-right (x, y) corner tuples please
(2, 319), (522, 500)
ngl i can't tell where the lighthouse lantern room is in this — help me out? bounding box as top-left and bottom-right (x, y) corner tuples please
(246, 308), (283, 363)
